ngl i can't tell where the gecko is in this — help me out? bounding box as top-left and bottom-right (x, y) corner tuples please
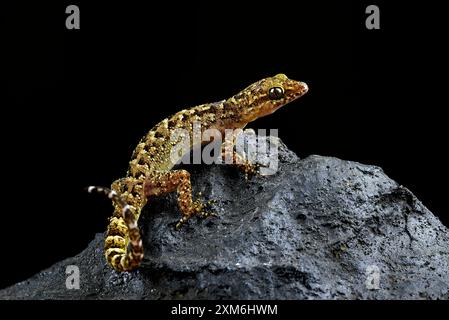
(88, 74), (308, 272)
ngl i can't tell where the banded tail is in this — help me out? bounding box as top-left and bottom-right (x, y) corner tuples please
(86, 186), (144, 272)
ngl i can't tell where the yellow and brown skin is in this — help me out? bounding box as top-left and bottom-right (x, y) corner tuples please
(88, 74), (308, 272)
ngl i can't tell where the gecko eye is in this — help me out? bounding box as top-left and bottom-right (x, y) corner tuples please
(268, 87), (284, 100)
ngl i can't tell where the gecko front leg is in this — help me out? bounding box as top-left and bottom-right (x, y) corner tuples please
(220, 133), (261, 179)
(144, 170), (215, 229)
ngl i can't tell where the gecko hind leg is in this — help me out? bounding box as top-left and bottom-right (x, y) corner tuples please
(143, 170), (216, 230)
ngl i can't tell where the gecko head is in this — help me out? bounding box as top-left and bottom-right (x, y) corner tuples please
(227, 74), (308, 124)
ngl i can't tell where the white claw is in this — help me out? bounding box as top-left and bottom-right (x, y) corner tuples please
(108, 190), (117, 199)
(122, 205), (131, 216)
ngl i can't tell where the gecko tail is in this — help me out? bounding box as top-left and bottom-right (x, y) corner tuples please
(85, 185), (127, 208)
(86, 185), (144, 272)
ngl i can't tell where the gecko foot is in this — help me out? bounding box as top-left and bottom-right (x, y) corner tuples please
(193, 196), (217, 219)
(197, 200), (217, 219)
(175, 194), (217, 229)
(238, 161), (264, 180)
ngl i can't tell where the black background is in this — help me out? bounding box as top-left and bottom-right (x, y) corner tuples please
(2, 1), (448, 290)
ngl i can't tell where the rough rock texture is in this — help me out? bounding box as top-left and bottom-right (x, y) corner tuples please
(1, 136), (448, 300)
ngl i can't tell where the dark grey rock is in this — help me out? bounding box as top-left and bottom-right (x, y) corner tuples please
(1, 136), (448, 300)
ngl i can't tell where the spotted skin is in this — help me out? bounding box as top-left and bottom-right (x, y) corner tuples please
(88, 74), (308, 272)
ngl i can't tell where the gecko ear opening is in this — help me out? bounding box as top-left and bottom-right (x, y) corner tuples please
(268, 87), (284, 100)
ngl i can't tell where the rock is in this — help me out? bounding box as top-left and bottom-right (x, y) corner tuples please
(1, 135), (448, 300)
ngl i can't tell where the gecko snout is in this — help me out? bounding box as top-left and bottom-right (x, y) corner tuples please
(290, 81), (308, 98)
(295, 81), (308, 96)
(300, 82), (309, 93)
